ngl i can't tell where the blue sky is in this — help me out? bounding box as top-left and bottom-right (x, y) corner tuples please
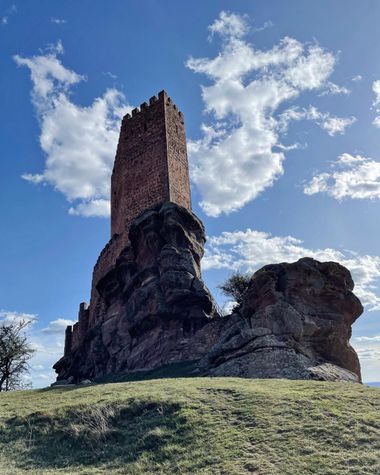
(1, 0), (380, 385)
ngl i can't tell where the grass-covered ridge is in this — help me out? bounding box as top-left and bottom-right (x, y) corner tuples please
(0, 378), (379, 474)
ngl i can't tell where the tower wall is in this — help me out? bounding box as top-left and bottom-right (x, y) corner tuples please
(66, 91), (193, 342)
(111, 90), (191, 238)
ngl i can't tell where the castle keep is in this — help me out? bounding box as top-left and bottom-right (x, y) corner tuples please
(111, 90), (191, 237)
(55, 91), (216, 375)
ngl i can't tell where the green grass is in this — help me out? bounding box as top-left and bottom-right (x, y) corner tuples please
(0, 378), (379, 474)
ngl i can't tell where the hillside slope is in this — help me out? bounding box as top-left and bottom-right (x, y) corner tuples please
(0, 378), (379, 474)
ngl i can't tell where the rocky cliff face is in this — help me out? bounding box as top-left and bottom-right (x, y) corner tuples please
(54, 202), (221, 381)
(201, 258), (363, 382)
(54, 204), (363, 384)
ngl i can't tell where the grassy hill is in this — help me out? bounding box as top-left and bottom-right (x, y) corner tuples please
(0, 377), (379, 474)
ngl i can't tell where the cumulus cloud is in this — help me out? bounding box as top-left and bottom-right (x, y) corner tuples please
(351, 75), (362, 82)
(15, 42), (132, 217)
(68, 199), (111, 217)
(304, 153), (380, 201)
(208, 10), (249, 40)
(187, 11), (355, 217)
(203, 228), (380, 311)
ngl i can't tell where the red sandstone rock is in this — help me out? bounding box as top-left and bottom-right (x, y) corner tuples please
(53, 202), (221, 381)
(202, 258), (363, 382)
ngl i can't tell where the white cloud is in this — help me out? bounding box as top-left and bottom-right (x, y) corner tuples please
(304, 153), (380, 201)
(252, 20), (273, 33)
(15, 42), (132, 217)
(320, 116), (356, 135)
(51, 17), (67, 24)
(0, 310), (37, 324)
(102, 71), (118, 80)
(1, 4), (16, 26)
(187, 11), (355, 217)
(42, 318), (75, 334)
(319, 82), (351, 96)
(352, 336), (380, 382)
(351, 75), (362, 82)
(355, 335), (380, 342)
(373, 116), (380, 128)
(68, 199), (110, 217)
(373, 80), (380, 106)
(203, 228), (380, 312)
(372, 80), (380, 127)
(279, 106), (356, 136)
(208, 10), (249, 40)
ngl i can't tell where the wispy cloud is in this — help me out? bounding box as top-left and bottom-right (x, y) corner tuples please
(319, 81), (351, 96)
(252, 20), (273, 33)
(187, 11), (355, 217)
(279, 106), (356, 136)
(15, 42), (132, 217)
(1, 3), (17, 26)
(102, 71), (118, 80)
(51, 17), (67, 25)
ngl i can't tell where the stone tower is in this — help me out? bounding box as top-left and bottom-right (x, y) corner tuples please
(111, 90), (191, 238)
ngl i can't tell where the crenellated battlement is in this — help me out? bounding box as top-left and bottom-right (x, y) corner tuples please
(122, 91), (184, 124)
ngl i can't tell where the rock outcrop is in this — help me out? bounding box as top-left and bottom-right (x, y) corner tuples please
(54, 202), (221, 381)
(201, 258), (363, 382)
(54, 203), (363, 384)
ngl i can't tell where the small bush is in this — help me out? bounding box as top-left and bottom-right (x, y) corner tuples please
(218, 271), (251, 310)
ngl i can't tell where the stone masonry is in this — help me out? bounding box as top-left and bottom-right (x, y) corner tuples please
(58, 91), (196, 363)
(111, 90), (191, 237)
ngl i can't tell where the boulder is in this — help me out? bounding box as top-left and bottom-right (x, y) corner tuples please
(202, 258), (363, 382)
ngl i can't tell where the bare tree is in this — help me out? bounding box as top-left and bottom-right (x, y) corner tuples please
(0, 319), (35, 391)
(218, 271), (251, 310)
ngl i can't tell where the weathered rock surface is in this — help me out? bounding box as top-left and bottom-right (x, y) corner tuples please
(54, 203), (363, 384)
(54, 202), (221, 381)
(201, 258), (363, 382)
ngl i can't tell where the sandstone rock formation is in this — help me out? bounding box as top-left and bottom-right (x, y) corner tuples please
(54, 202), (221, 381)
(201, 258), (363, 382)
(55, 204), (363, 384)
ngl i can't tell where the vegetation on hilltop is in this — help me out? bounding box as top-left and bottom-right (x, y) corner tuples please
(0, 377), (379, 474)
